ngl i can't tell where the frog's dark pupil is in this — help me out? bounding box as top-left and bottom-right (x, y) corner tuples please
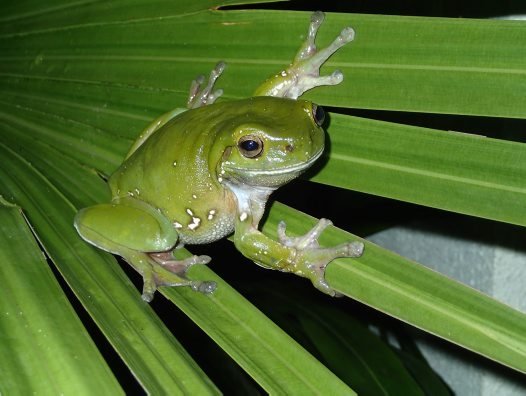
(313, 104), (325, 126)
(241, 140), (259, 151)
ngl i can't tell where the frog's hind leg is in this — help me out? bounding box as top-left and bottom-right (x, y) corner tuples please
(75, 199), (216, 302)
(125, 249), (216, 302)
(187, 61), (226, 109)
(253, 11), (355, 99)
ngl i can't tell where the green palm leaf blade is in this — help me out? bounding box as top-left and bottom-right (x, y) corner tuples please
(159, 257), (355, 394)
(0, 133), (355, 394)
(0, 144), (220, 394)
(1, 0), (525, 392)
(2, 9), (526, 117)
(263, 202), (526, 374)
(0, 199), (122, 395)
(313, 113), (526, 227)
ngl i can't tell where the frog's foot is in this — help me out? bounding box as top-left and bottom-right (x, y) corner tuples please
(187, 61), (226, 109)
(254, 11), (355, 99)
(277, 218), (364, 296)
(150, 251), (211, 273)
(138, 252), (216, 302)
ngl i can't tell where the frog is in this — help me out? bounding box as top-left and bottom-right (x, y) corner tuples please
(74, 11), (364, 302)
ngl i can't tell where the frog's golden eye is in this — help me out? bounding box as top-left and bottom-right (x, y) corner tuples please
(238, 135), (264, 158)
(312, 104), (325, 127)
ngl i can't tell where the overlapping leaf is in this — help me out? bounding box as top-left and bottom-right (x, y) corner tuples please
(1, 1), (525, 393)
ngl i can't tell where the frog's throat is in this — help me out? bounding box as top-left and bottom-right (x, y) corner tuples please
(226, 147), (323, 177)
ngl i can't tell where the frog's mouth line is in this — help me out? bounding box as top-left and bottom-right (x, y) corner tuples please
(226, 147), (324, 176)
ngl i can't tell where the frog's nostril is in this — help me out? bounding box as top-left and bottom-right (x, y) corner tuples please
(285, 144), (294, 152)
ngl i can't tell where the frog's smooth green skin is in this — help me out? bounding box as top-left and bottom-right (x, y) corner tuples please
(124, 62), (226, 159)
(75, 11), (363, 302)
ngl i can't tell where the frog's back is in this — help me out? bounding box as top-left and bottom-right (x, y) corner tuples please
(108, 104), (239, 244)
(110, 108), (206, 194)
(109, 96), (300, 198)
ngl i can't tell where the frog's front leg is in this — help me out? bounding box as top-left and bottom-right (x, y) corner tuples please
(276, 219), (364, 295)
(230, 186), (364, 296)
(254, 11), (354, 99)
(74, 197), (215, 302)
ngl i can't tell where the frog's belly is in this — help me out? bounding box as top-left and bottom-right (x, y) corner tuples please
(177, 212), (235, 245)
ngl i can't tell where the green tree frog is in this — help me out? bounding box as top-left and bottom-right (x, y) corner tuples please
(75, 11), (364, 302)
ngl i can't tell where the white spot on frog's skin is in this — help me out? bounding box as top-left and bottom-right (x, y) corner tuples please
(239, 212), (248, 222)
(134, 188), (140, 195)
(173, 161), (177, 167)
(186, 208), (194, 216)
(192, 194), (197, 199)
(127, 191), (134, 197)
(218, 177), (223, 183)
(188, 217), (201, 230)
(207, 209), (216, 220)
(174, 222), (183, 229)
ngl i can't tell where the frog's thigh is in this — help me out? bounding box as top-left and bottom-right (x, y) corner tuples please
(75, 200), (178, 254)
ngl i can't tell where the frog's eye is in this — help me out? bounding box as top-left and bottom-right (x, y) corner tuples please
(238, 135), (264, 158)
(312, 104), (325, 127)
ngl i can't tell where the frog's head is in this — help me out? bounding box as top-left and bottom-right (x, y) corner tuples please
(217, 96), (325, 188)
